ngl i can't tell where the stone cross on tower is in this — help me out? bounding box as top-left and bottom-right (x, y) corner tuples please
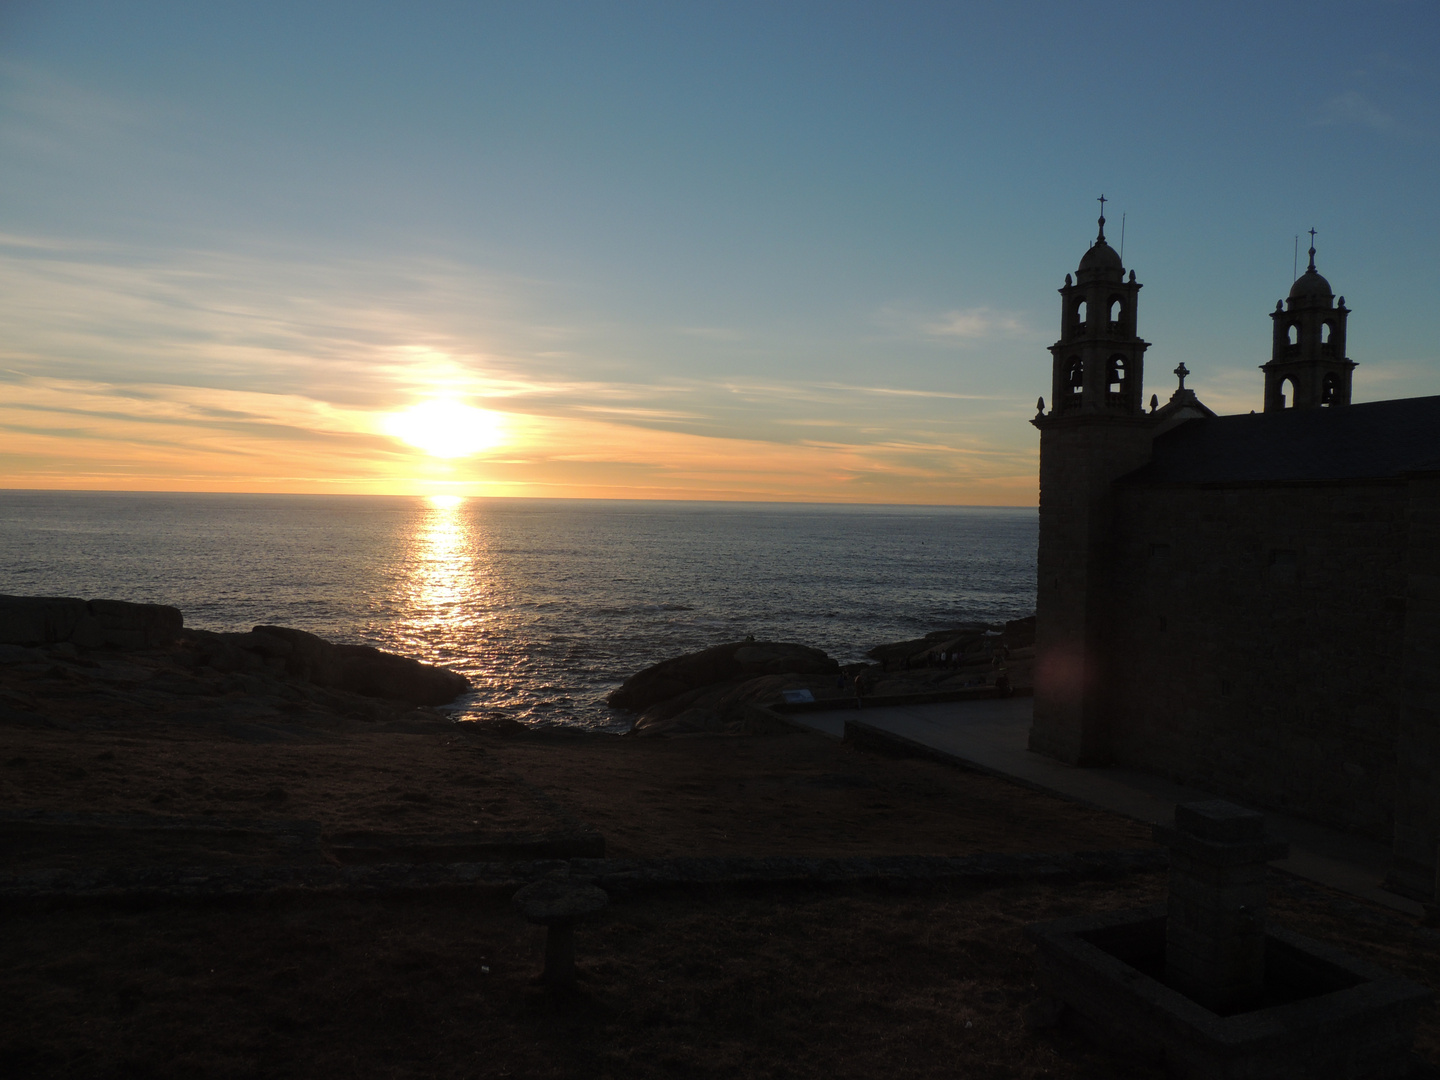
(1174, 362), (1189, 390)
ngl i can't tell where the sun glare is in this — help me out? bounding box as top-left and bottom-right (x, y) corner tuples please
(427, 494), (464, 509)
(384, 400), (505, 458)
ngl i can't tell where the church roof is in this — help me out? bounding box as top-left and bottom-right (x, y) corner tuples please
(1288, 267), (1333, 302)
(1079, 238), (1123, 273)
(1120, 395), (1440, 485)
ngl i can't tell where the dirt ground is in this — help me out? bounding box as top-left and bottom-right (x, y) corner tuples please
(3, 870), (1438, 1080)
(0, 720), (1153, 867)
(2, 685), (1438, 1078)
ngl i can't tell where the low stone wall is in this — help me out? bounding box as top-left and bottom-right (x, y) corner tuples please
(0, 848), (1167, 903)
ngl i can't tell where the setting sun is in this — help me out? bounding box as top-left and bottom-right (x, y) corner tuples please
(384, 400), (505, 459)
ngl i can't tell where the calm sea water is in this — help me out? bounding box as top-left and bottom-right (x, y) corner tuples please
(0, 492), (1036, 731)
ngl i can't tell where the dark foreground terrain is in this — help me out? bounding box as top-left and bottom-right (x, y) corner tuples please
(1, 634), (1437, 1079)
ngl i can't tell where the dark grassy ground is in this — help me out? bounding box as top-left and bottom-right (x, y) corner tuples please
(4, 874), (1165, 1079)
(2, 671), (1436, 1079)
(3, 868), (1437, 1079)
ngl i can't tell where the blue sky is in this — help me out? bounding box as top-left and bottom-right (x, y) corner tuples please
(1, 1), (1437, 501)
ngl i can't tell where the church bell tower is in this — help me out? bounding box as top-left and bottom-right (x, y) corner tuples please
(1030, 201), (1158, 766)
(1049, 203), (1149, 417)
(1262, 233), (1355, 411)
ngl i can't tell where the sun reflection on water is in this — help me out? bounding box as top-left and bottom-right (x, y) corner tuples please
(396, 495), (486, 677)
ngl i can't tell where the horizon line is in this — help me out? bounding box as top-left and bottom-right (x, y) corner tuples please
(0, 486), (1037, 511)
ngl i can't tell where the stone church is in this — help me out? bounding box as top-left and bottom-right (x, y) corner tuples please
(1029, 212), (1440, 898)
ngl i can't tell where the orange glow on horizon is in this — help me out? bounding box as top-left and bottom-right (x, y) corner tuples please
(0, 375), (1038, 505)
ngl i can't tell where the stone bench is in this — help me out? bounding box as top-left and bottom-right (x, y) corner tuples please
(512, 875), (608, 988)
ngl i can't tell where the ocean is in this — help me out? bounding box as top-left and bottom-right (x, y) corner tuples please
(0, 492), (1037, 731)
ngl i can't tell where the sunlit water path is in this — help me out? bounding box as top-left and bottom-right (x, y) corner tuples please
(0, 493), (1036, 731)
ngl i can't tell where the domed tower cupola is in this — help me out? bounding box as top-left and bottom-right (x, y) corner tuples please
(1047, 198), (1149, 417)
(1262, 231), (1356, 411)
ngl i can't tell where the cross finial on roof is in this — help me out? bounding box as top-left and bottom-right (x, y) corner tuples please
(1097, 194), (1107, 240)
(1174, 362), (1190, 390)
(1307, 227), (1317, 271)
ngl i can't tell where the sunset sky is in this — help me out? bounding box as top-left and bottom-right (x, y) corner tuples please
(2, 2), (1438, 504)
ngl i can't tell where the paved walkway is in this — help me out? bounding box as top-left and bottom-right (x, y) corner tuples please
(787, 697), (1424, 918)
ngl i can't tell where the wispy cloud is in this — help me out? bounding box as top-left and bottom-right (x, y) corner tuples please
(873, 304), (1033, 344)
(0, 234), (1040, 502)
(815, 382), (999, 401)
(1314, 90), (1403, 135)
(922, 307), (1029, 340)
(676, 326), (744, 341)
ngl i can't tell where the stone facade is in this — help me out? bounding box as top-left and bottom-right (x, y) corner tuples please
(1107, 479), (1409, 838)
(1030, 221), (1440, 894)
(1393, 470), (1440, 895)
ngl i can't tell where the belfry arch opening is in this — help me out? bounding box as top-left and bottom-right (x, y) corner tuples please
(1322, 372), (1340, 406)
(1107, 356), (1126, 395)
(1075, 300), (1087, 328)
(1287, 325), (1299, 347)
(1064, 358), (1084, 405)
(1280, 377), (1296, 409)
(1108, 298), (1122, 327)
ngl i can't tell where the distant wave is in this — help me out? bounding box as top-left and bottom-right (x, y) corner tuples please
(596, 603), (696, 615)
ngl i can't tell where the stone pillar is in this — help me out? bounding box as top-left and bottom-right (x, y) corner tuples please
(1161, 800), (1289, 1014)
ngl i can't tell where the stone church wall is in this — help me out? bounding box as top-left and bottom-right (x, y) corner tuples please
(1032, 418), (1155, 763)
(1392, 471), (1440, 893)
(1105, 478), (1410, 840)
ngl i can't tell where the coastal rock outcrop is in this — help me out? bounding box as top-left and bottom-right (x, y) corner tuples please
(0, 594), (183, 651)
(0, 593), (470, 710)
(608, 640), (839, 736)
(857, 616), (1035, 698)
(180, 626), (471, 707)
(610, 617), (1038, 736)
(257, 625), (470, 706)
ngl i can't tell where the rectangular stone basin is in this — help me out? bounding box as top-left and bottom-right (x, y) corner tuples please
(1027, 905), (1430, 1080)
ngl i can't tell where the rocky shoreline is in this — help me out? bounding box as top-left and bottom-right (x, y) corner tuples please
(608, 616), (1036, 736)
(0, 594), (472, 739)
(1, 592), (1035, 738)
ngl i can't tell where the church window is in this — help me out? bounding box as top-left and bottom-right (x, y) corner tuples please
(1075, 300), (1087, 328)
(1287, 324), (1299, 347)
(1321, 322), (1332, 343)
(1108, 298), (1122, 327)
(1280, 377), (1295, 408)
